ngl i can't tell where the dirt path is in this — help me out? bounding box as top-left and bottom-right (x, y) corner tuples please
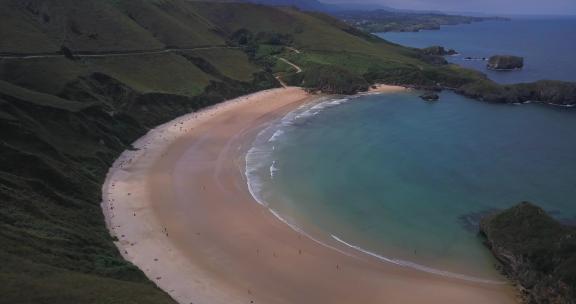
(278, 57), (303, 73)
(275, 56), (304, 87)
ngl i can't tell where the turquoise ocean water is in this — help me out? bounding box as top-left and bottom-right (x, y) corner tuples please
(246, 18), (576, 280)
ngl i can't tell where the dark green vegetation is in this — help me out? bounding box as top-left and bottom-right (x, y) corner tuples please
(417, 45), (458, 65)
(1, 0), (576, 303)
(457, 80), (576, 106)
(422, 45), (458, 56)
(480, 203), (576, 304)
(488, 55), (525, 70)
(333, 9), (506, 33)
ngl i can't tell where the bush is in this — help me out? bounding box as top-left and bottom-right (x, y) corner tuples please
(289, 64), (369, 94)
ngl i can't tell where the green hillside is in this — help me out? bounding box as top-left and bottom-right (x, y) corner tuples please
(0, 1), (272, 303)
(193, 3), (423, 74)
(1, 0), (575, 303)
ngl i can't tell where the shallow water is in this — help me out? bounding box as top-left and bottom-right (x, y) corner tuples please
(379, 17), (576, 84)
(246, 91), (576, 279)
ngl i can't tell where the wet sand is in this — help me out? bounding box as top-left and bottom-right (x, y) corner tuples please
(102, 86), (518, 304)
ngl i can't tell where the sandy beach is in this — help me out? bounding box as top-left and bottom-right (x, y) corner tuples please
(102, 86), (518, 304)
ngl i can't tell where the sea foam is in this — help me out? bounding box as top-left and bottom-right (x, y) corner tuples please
(330, 236), (505, 284)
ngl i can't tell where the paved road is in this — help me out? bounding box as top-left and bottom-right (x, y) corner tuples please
(0, 46), (239, 60)
(1, 44), (305, 90)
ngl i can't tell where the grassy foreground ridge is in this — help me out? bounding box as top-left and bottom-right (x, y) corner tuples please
(1, 0), (575, 302)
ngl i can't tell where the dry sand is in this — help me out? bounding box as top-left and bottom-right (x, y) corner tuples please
(102, 86), (518, 304)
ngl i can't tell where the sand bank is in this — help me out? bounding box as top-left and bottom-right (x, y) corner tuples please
(102, 86), (518, 304)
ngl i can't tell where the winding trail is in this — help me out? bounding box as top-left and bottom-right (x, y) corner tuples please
(277, 57), (303, 74)
(275, 55), (303, 87)
(285, 46), (301, 54)
(275, 76), (289, 88)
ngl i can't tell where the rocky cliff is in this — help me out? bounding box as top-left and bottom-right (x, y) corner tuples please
(480, 202), (576, 304)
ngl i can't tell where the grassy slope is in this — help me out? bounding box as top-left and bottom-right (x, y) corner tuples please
(112, 0), (226, 48)
(0, 0), (162, 53)
(92, 53), (215, 96)
(186, 48), (261, 82)
(0, 80), (176, 304)
(0, 0), (223, 53)
(0, 2), (61, 53)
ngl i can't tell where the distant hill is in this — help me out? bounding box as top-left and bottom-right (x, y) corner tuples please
(242, 0), (394, 12)
(330, 2), (396, 11)
(240, 0), (506, 33)
(243, 0), (331, 11)
(332, 9), (507, 33)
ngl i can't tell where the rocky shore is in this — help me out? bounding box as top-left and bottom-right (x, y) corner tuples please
(480, 203), (576, 304)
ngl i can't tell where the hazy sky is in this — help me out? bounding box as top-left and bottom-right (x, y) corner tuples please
(324, 0), (576, 15)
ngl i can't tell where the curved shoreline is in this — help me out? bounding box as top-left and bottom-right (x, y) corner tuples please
(102, 86), (518, 304)
(244, 90), (505, 285)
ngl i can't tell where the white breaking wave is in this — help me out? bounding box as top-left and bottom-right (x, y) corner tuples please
(330, 235), (505, 285)
(245, 96), (345, 208)
(268, 130), (285, 142)
(270, 160), (279, 178)
(268, 209), (305, 234)
(245, 145), (270, 206)
(267, 209), (357, 258)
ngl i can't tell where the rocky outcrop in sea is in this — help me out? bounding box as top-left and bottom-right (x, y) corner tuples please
(487, 55), (524, 70)
(480, 202), (576, 304)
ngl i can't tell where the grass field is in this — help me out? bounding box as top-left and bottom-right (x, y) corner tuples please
(91, 53), (215, 96)
(187, 48), (261, 82)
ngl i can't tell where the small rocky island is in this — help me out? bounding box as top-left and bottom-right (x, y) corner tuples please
(419, 46), (458, 65)
(419, 92), (440, 101)
(422, 46), (458, 56)
(480, 202), (576, 304)
(487, 55), (524, 70)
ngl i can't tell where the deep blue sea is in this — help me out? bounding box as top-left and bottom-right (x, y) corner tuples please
(246, 18), (576, 280)
(380, 17), (576, 84)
